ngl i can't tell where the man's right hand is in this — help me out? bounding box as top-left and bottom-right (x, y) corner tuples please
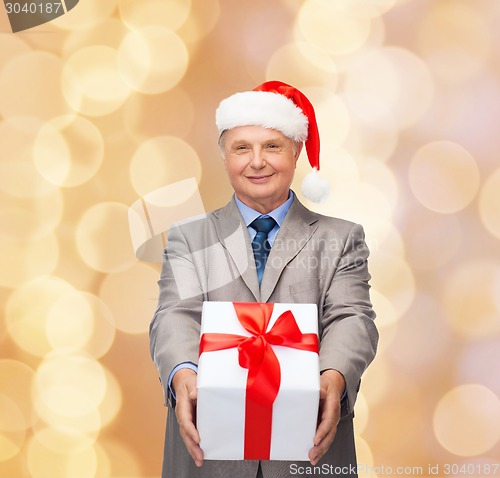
(172, 368), (204, 467)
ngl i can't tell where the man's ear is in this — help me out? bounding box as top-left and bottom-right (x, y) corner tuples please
(295, 141), (304, 161)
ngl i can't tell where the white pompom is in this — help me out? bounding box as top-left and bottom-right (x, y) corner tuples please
(301, 168), (330, 203)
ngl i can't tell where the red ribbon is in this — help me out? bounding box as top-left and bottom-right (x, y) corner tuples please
(199, 302), (319, 460)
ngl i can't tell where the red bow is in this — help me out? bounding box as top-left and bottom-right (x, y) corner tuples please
(199, 302), (319, 459)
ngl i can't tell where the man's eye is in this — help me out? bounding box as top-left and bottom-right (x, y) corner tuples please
(236, 145), (249, 151)
(266, 144), (279, 149)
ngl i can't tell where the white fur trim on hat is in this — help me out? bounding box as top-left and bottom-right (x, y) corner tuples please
(216, 91), (309, 142)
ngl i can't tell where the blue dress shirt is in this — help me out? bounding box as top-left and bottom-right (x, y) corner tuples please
(234, 190), (294, 246)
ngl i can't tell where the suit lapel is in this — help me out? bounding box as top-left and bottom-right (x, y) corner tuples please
(213, 199), (261, 301)
(212, 196), (319, 303)
(260, 198), (318, 302)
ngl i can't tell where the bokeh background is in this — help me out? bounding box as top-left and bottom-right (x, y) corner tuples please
(1, 0), (500, 477)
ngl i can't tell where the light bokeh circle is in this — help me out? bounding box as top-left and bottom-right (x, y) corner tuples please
(0, 52), (73, 120)
(93, 441), (112, 478)
(433, 384), (500, 456)
(0, 231), (59, 289)
(94, 439), (142, 478)
(79, 294), (116, 359)
(443, 261), (500, 339)
(309, 89), (351, 150)
(386, 293), (452, 379)
(376, 221), (406, 259)
(369, 251), (416, 320)
(361, 357), (391, 408)
(0, 394), (26, 461)
(123, 87), (195, 141)
(27, 435), (98, 478)
(0, 117), (57, 199)
(6, 276), (76, 357)
(45, 291), (95, 352)
(409, 141), (480, 214)
(266, 42), (338, 89)
(62, 46), (131, 117)
(118, 0), (192, 31)
(63, 19), (128, 56)
(344, 47), (434, 128)
(327, 12), (386, 76)
(352, 392), (369, 435)
(33, 115), (104, 188)
(329, 0), (397, 18)
(0, 188), (64, 241)
(33, 123), (70, 187)
(405, 209), (462, 270)
(99, 263), (160, 334)
(33, 400), (102, 437)
(495, 269), (500, 315)
(129, 136), (202, 197)
(296, 148), (359, 194)
(370, 289), (398, 329)
(32, 426), (97, 455)
(417, 2), (491, 83)
(98, 368), (123, 428)
(0, 35), (31, 69)
(296, 0), (372, 56)
(359, 157), (399, 212)
(307, 178), (394, 242)
(117, 26), (189, 94)
(355, 436), (374, 478)
(75, 202), (138, 273)
(342, 94), (398, 161)
(33, 352), (107, 419)
(459, 339), (500, 397)
(175, 0), (220, 45)
(50, 0), (118, 31)
(0, 361), (36, 436)
(479, 168), (500, 240)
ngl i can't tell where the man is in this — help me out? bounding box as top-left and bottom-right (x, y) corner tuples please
(150, 81), (378, 478)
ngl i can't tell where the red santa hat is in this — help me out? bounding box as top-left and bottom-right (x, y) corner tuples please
(215, 80), (329, 203)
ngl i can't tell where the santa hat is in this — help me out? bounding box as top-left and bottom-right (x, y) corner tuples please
(215, 80), (329, 203)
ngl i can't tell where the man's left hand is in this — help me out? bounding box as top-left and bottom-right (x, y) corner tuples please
(309, 369), (346, 466)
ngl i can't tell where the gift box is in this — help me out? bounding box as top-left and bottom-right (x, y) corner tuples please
(197, 301), (320, 461)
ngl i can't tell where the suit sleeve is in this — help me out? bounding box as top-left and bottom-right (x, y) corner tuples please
(149, 223), (204, 407)
(319, 223), (378, 414)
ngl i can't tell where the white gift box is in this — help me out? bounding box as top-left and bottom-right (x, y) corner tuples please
(197, 301), (320, 461)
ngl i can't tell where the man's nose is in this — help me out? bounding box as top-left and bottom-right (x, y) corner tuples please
(249, 147), (266, 168)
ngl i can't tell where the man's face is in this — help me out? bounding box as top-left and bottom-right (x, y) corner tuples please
(221, 125), (302, 213)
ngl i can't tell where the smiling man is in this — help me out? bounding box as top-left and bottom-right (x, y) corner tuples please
(150, 81), (378, 478)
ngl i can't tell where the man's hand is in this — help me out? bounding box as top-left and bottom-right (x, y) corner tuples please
(172, 369), (204, 467)
(309, 369), (346, 466)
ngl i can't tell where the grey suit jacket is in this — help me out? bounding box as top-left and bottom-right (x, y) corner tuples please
(150, 195), (378, 478)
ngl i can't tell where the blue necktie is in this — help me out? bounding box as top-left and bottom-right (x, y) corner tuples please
(250, 217), (277, 284)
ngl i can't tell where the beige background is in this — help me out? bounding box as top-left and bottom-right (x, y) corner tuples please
(1, 0), (500, 477)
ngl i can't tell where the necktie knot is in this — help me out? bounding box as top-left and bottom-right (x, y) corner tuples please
(250, 217), (276, 235)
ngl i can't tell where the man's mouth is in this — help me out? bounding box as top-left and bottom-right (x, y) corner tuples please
(246, 174), (273, 182)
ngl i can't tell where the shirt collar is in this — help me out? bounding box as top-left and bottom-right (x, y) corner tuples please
(234, 190), (294, 227)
